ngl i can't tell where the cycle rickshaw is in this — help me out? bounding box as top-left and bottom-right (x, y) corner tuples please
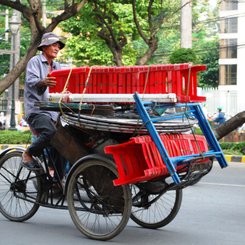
(0, 64), (228, 241)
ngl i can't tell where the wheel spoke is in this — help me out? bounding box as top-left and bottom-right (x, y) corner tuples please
(0, 151), (41, 222)
(67, 158), (131, 241)
(131, 184), (182, 229)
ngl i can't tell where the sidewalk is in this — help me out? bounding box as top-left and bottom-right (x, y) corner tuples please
(0, 144), (244, 163)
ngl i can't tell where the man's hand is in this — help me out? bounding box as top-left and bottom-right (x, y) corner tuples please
(37, 76), (56, 88)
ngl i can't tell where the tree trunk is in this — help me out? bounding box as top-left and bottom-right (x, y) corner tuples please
(214, 111), (245, 140)
(136, 38), (158, 65)
(112, 50), (123, 66)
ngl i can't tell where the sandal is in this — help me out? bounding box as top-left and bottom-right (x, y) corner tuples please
(21, 160), (42, 171)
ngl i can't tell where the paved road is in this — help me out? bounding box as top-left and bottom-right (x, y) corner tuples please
(0, 161), (245, 245)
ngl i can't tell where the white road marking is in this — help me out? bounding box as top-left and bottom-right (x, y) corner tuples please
(199, 182), (245, 188)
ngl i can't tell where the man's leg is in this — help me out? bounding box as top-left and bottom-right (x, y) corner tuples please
(48, 146), (67, 182)
(22, 113), (57, 170)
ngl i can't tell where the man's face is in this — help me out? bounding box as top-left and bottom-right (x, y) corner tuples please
(42, 42), (61, 59)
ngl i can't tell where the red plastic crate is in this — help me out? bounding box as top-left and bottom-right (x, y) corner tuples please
(49, 66), (89, 94)
(49, 64), (206, 103)
(104, 133), (209, 186)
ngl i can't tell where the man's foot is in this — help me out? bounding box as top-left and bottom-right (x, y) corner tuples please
(21, 151), (42, 171)
(21, 160), (42, 171)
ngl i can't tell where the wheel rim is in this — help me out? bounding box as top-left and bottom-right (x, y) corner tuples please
(67, 160), (131, 241)
(131, 184), (182, 228)
(0, 152), (40, 221)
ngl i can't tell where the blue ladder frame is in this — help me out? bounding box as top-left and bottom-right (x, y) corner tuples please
(133, 92), (228, 184)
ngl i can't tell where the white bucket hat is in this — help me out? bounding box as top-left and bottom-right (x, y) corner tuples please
(38, 32), (65, 51)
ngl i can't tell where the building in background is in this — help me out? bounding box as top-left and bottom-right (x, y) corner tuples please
(218, 0), (245, 115)
(202, 1), (245, 117)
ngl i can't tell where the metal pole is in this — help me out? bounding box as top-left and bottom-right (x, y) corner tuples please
(5, 9), (9, 41)
(181, 0), (192, 48)
(9, 31), (16, 130)
(9, 10), (21, 130)
(42, 0), (47, 27)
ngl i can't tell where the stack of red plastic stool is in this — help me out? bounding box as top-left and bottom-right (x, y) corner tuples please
(104, 133), (208, 186)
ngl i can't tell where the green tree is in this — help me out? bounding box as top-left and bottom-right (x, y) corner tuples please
(0, 9), (11, 78)
(197, 40), (219, 88)
(61, 0), (180, 66)
(169, 48), (198, 64)
(61, 0), (140, 66)
(61, 1), (136, 66)
(192, 0), (219, 88)
(0, 40), (10, 77)
(0, 0), (88, 93)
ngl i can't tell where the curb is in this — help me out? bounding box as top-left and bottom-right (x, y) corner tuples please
(0, 144), (244, 163)
(225, 155), (245, 163)
(0, 144), (29, 150)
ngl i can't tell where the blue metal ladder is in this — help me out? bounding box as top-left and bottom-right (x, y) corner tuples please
(133, 92), (228, 184)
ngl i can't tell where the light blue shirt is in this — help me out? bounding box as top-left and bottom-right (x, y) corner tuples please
(213, 112), (226, 125)
(24, 54), (61, 121)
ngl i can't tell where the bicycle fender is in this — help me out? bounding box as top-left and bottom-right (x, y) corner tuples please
(0, 147), (26, 159)
(65, 153), (115, 192)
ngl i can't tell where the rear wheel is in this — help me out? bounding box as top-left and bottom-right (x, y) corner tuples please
(67, 158), (132, 241)
(0, 151), (42, 222)
(131, 184), (182, 229)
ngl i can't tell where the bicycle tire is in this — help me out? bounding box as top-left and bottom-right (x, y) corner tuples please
(131, 184), (182, 229)
(67, 158), (132, 241)
(0, 151), (42, 222)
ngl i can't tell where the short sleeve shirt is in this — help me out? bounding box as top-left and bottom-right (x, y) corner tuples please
(24, 54), (61, 121)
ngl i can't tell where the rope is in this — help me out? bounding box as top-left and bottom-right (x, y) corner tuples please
(58, 67), (73, 116)
(186, 64), (204, 156)
(143, 65), (151, 94)
(186, 63), (192, 98)
(79, 66), (94, 112)
(190, 126), (204, 157)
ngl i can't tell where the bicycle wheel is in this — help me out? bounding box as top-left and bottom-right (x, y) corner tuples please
(131, 184), (182, 229)
(0, 151), (42, 222)
(67, 158), (132, 241)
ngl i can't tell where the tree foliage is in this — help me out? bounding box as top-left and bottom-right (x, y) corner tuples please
(192, 0), (219, 88)
(198, 40), (219, 88)
(169, 48), (198, 64)
(61, 0), (179, 66)
(0, 0), (220, 90)
(61, 1), (135, 66)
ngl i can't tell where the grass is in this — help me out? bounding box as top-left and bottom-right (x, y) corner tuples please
(222, 149), (243, 156)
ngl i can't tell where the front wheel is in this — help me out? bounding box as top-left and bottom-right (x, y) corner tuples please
(67, 158), (132, 241)
(131, 184), (182, 229)
(0, 151), (42, 222)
